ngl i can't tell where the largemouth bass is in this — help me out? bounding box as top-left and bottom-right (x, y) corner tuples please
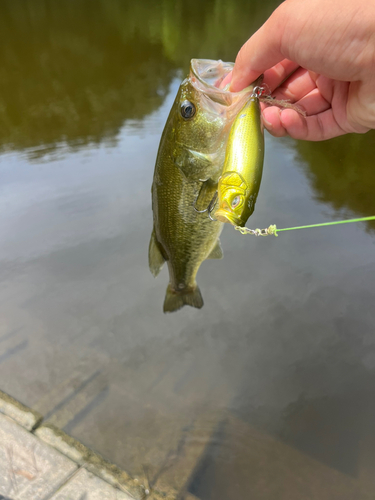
(215, 90), (264, 227)
(149, 59), (258, 312)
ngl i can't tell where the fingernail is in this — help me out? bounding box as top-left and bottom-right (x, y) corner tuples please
(262, 114), (273, 131)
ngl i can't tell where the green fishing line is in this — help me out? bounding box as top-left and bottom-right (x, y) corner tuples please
(234, 216), (375, 237)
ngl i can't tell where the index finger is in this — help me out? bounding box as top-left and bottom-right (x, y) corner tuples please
(263, 60), (300, 92)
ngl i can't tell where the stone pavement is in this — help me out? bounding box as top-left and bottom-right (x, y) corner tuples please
(0, 390), (192, 500)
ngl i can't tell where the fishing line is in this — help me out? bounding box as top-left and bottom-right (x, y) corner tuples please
(234, 216), (375, 237)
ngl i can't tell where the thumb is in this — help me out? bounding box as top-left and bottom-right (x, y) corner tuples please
(230, 10), (286, 91)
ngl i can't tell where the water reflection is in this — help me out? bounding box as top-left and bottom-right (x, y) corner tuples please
(0, 0), (279, 159)
(1, 1), (375, 499)
(296, 131), (375, 230)
(0, 0), (173, 157)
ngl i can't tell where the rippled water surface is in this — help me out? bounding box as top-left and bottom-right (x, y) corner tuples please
(1, 1), (375, 498)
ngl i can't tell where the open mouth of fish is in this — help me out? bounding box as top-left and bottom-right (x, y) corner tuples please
(191, 59), (234, 89)
(190, 59), (256, 109)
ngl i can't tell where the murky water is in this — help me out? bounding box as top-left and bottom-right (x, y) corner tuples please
(1, 1), (375, 498)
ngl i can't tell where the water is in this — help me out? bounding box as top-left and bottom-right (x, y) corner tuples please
(1, 1), (375, 498)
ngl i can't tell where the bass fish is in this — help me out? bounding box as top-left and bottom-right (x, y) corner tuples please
(214, 89), (264, 227)
(149, 59), (258, 312)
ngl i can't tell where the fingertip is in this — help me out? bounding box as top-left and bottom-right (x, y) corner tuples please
(219, 71), (232, 89)
(279, 109), (308, 139)
(262, 106), (287, 137)
(262, 113), (273, 131)
(230, 69), (260, 92)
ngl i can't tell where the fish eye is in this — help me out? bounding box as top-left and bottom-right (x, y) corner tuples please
(181, 100), (196, 120)
(231, 195), (241, 209)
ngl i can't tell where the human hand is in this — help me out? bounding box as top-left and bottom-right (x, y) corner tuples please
(222, 0), (375, 141)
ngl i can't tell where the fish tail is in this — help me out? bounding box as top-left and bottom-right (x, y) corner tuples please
(163, 284), (203, 313)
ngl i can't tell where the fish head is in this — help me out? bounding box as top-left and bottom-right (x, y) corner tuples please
(215, 171), (256, 226)
(171, 60), (253, 168)
(172, 79), (226, 158)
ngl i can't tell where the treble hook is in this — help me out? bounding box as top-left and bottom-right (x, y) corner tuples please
(208, 191), (218, 221)
(193, 190), (218, 221)
(193, 192), (209, 213)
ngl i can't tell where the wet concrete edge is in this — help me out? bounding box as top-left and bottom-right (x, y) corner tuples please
(0, 389), (176, 499)
(0, 389), (43, 431)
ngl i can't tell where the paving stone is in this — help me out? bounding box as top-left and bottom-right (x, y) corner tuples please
(49, 468), (134, 500)
(0, 413), (77, 499)
(0, 390), (42, 431)
(35, 424), (145, 499)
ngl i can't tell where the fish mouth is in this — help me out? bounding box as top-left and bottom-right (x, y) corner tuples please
(189, 59), (258, 108)
(214, 208), (243, 226)
(190, 59), (234, 89)
(190, 59), (263, 93)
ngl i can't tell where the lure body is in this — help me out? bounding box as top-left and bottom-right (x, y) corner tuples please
(215, 95), (264, 227)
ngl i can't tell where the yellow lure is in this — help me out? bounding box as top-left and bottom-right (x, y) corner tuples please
(215, 94), (264, 227)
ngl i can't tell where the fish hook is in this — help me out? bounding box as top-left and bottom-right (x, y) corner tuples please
(193, 190), (218, 221)
(193, 191), (209, 213)
(208, 191), (218, 221)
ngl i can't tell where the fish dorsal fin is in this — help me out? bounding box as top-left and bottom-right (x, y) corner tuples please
(148, 229), (166, 277)
(194, 179), (218, 212)
(207, 239), (223, 260)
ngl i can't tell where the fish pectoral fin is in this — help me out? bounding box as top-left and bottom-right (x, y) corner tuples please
(163, 285), (203, 313)
(148, 229), (166, 277)
(194, 179), (218, 212)
(188, 149), (218, 165)
(174, 145), (219, 181)
(207, 239), (224, 260)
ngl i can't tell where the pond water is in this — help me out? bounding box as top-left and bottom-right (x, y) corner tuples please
(1, 1), (375, 498)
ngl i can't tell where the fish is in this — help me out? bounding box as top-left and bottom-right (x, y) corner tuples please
(149, 59), (257, 312)
(214, 87), (264, 227)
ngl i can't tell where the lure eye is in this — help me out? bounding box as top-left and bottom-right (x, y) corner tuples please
(181, 100), (196, 120)
(231, 195), (241, 209)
